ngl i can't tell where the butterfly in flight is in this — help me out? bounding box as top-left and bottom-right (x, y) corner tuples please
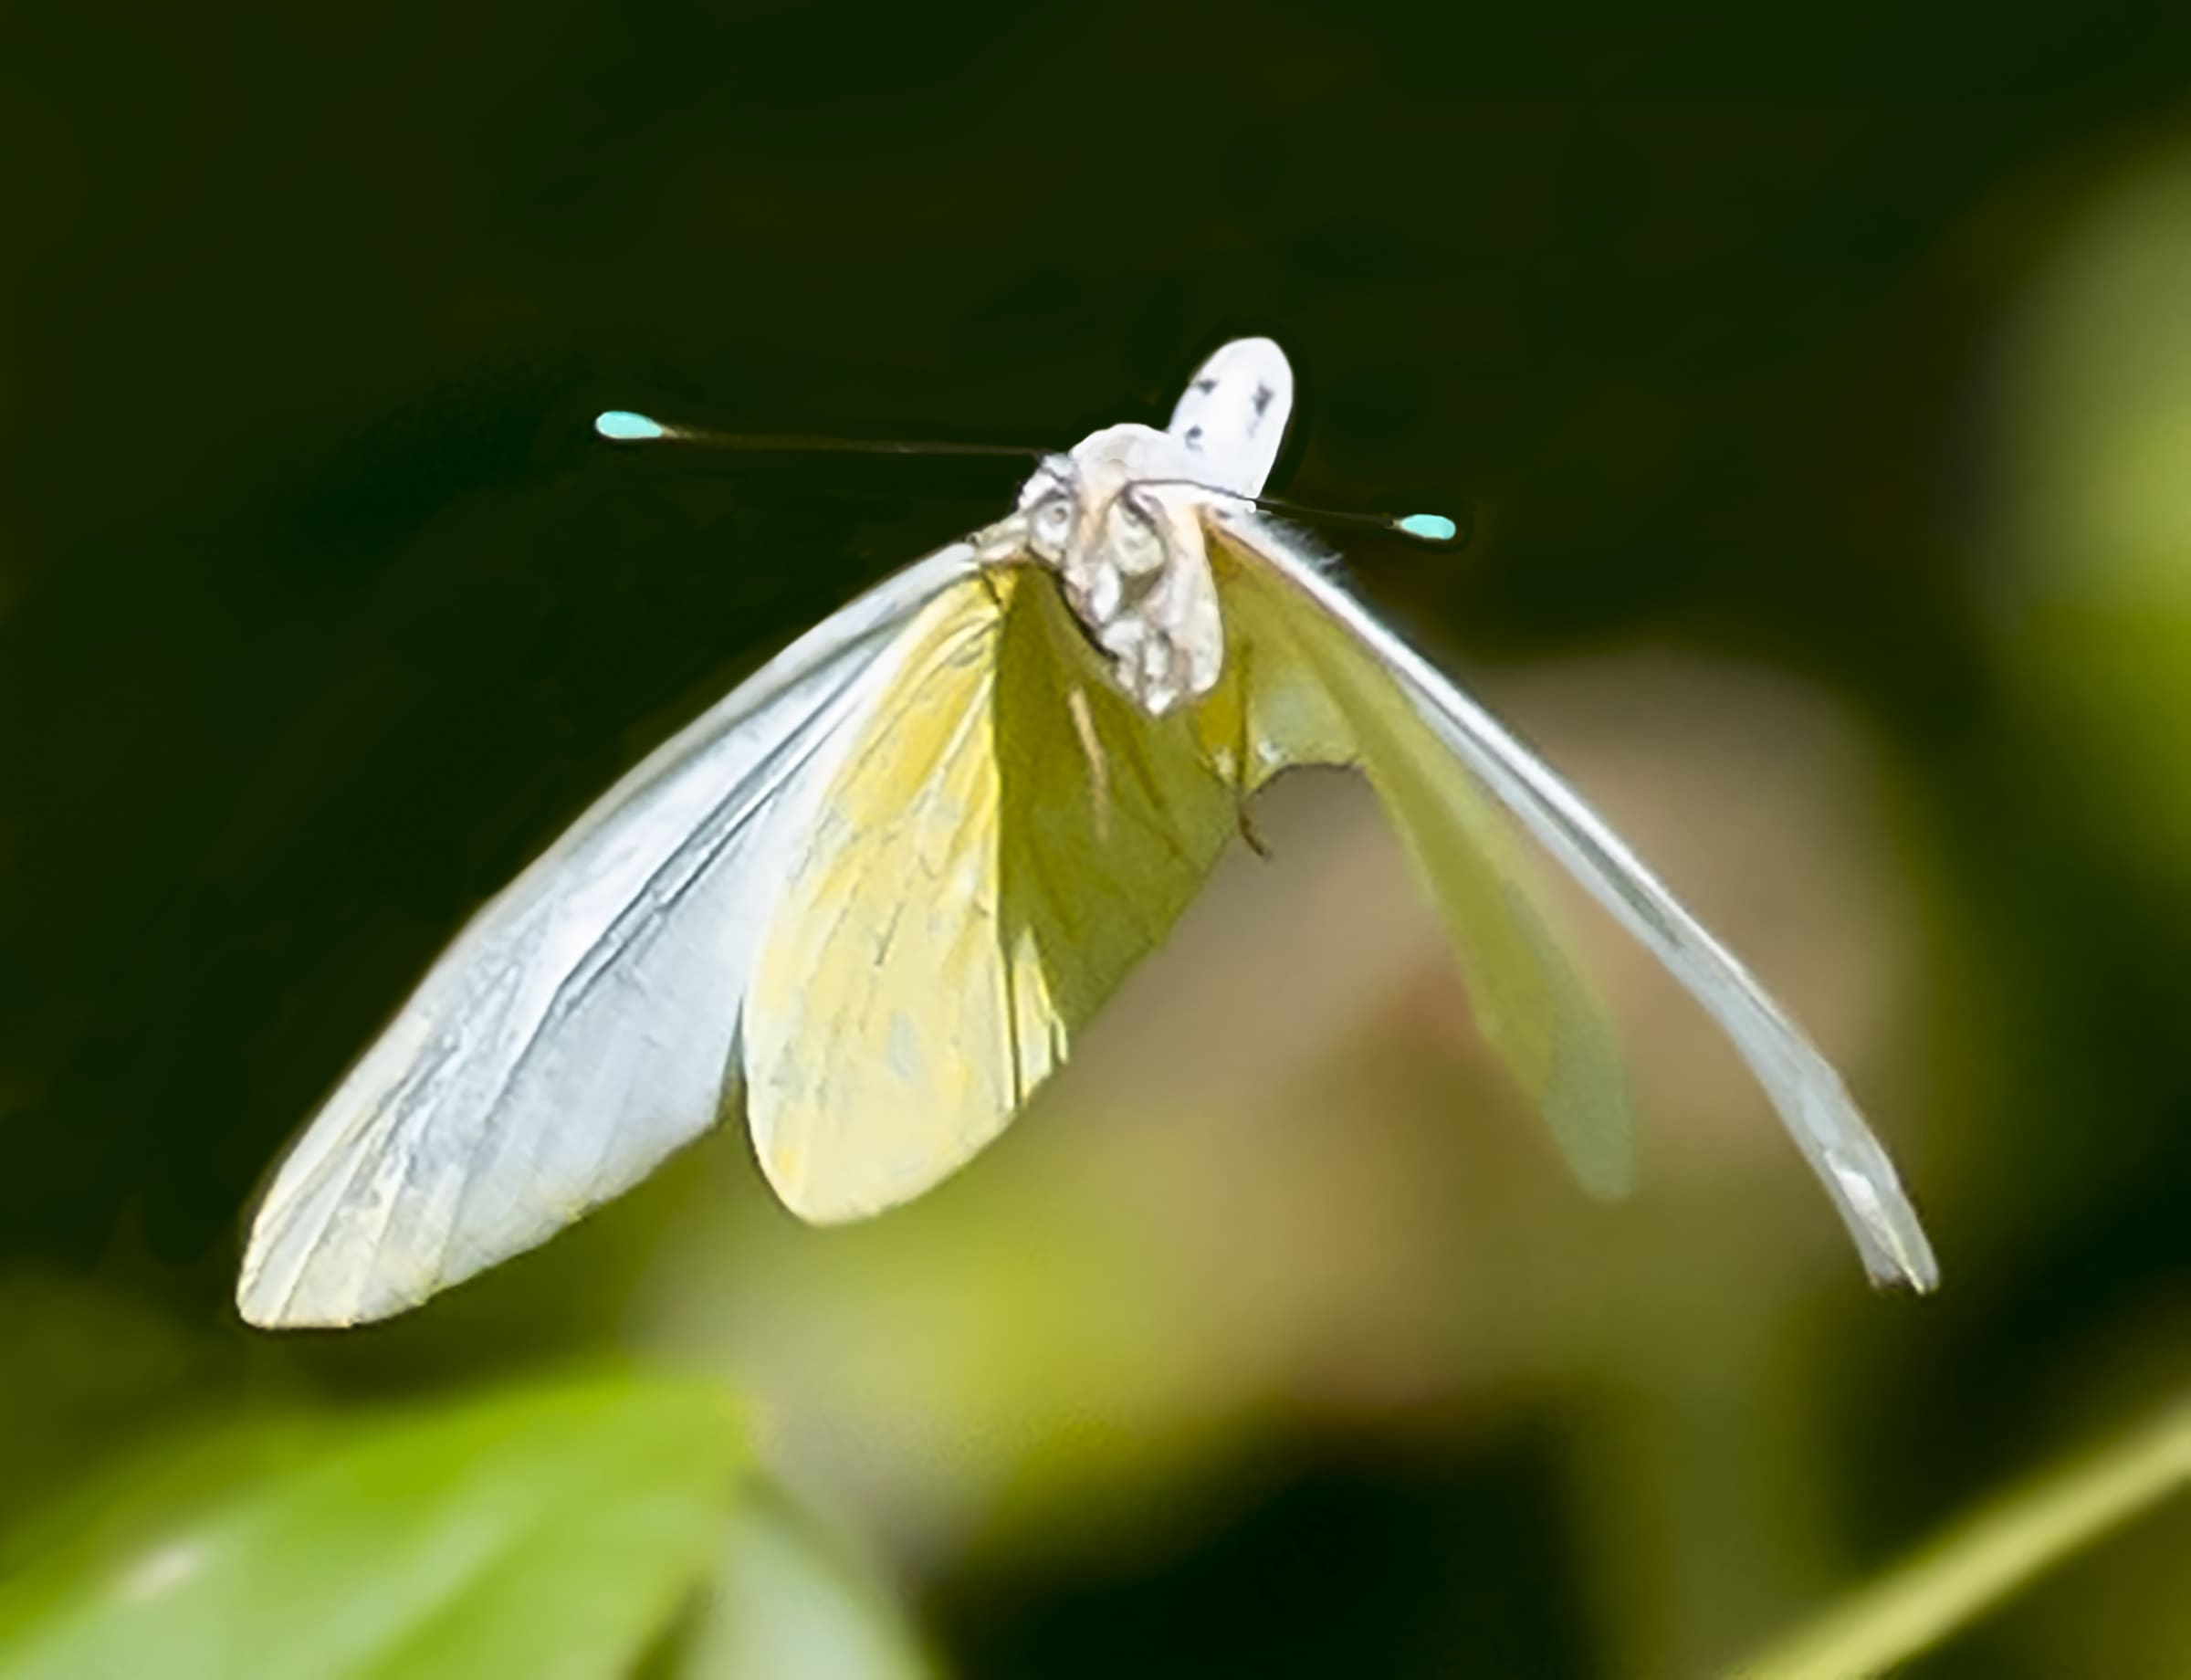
(236, 338), (1937, 1328)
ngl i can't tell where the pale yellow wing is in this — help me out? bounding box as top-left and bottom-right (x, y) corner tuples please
(1208, 509), (1934, 1290)
(743, 568), (1238, 1223)
(1201, 520), (1635, 1198)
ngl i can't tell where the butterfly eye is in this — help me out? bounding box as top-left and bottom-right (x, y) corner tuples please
(1106, 492), (1167, 577)
(1028, 490), (1077, 560)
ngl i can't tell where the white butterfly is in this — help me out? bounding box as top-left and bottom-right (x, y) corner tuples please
(236, 338), (1937, 1328)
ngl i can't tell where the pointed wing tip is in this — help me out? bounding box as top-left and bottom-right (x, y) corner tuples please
(760, 1160), (901, 1228)
(233, 1240), (291, 1330)
(236, 1301), (324, 1333)
(1580, 1169), (1636, 1203)
(235, 1279), (325, 1332)
(236, 1289), (404, 1332)
(1840, 1174), (1940, 1293)
(235, 1216), (321, 1329)
(1816, 1133), (1942, 1295)
(1565, 1088), (1637, 1202)
(234, 1272), (361, 1332)
(1868, 1263), (1942, 1296)
(1567, 1139), (1636, 1203)
(235, 1240), (420, 1331)
(1862, 1235), (1942, 1295)
(753, 1117), (966, 1229)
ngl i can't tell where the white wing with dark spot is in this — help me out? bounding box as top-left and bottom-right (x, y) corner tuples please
(1167, 337), (1295, 497)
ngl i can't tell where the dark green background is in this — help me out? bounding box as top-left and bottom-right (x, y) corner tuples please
(5, 5), (2190, 1675)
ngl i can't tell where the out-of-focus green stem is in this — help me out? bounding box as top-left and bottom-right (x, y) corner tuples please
(1739, 1397), (2191, 1680)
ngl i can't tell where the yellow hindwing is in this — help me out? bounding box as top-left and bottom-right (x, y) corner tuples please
(748, 539), (1629, 1223)
(1205, 528), (1634, 1197)
(744, 569), (1237, 1222)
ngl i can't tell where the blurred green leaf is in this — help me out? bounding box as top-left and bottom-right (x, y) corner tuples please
(1738, 1397), (2191, 1679)
(662, 1478), (936, 1680)
(1991, 139), (2191, 899)
(0, 1372), (744, 1680)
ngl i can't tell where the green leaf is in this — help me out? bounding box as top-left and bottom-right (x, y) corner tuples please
(0, 1372), (744, 1680)
(666, 1479), (937, 1680)
(1739, 1398), (2191, 1679)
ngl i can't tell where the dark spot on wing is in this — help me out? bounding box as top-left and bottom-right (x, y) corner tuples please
(1185, 425), (1204, 448)
(1252, 383), (1274, 419)
(1192, 377), (1217, 394)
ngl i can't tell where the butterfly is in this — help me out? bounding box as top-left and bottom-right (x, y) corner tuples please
(236, 338), (1937, 1328)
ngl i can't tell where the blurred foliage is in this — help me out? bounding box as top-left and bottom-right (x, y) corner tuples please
(0, 1364), (928, 1680)
(1990, 134), (2191, 901)
(1745, 1398), (2191, 1678)
(5, 2), (2191, 1675)
(649, 1480), (936, 1680)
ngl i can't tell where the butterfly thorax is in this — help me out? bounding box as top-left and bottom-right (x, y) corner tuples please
(1008, 425), (1224, 718)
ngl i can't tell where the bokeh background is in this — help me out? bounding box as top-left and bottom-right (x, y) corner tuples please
(5, 4), (2191, 1675)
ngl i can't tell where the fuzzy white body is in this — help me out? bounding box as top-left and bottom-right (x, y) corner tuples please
(1014, 337), (1295, 716)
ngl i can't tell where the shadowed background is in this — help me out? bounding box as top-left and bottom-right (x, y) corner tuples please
(4, 4), (2190, 1675)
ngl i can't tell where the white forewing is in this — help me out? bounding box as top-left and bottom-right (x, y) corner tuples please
(1168, 337), (1294, 497)
(1218, 509), (1939, 1290)
(236, 542), (980, 1327)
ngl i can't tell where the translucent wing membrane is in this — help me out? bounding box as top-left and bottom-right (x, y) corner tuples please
(236, 544), (980, 1327)
(741, 537), (1626, 1225)
(1211, 510), (1938, 1290)
(1201, 524), (1635, 1200)
(745, 570), (1238, 1221)
(239, 331), (1934, 1328)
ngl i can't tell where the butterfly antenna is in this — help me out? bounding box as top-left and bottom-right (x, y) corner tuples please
(598, 420), (1464, 544)
(1253, 495), (1468, 547)
(1128, 478), (1469, 548)
(593, 410), (1049, 460)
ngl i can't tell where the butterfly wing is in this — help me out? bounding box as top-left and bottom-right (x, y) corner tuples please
(744, 567), (1238, 1222)
(1167, 336), (1295, 496)
(1198, 521), (1634, 1200)
(236, 543), (980, 1328)
(1211, 510), (1937, 1289)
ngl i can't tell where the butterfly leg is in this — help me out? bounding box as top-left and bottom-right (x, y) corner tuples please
(1230, 643), (1273, 859)
(1235, 799), (1272, 859)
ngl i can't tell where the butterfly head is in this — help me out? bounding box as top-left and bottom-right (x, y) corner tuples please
(972, 339), (1295, 718)
(1003, 426), (1225, 718)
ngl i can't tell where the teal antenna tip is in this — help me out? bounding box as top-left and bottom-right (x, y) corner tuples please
(1395, 512), (1459, 542)
(595, 409), (667, 442)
